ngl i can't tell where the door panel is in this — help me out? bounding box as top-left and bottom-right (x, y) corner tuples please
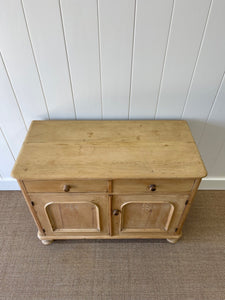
(46, 202), (100, 232)
(112, 194), (189, 236)
(121, 201), (174, 232)
(29, 193), (109, 236)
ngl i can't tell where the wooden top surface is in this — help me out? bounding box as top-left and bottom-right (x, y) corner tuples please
(11, 120), (207, 179)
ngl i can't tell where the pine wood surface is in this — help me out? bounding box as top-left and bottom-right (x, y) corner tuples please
(112, 178), (194, 194)
(11, 120), (207, 180)
(29, 193), (110, 237)
(112, 194), (188, 237)
(24, 179), (108, 193)
(11, 120), (207, 243)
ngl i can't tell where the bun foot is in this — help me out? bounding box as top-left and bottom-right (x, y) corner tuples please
(41, 239), (53, 245)
(167, 232), (182, 244)
(37, 231), (53, 245)
(167, 238), (179, 244)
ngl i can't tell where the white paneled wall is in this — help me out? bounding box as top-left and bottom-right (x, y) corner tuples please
(0, 0), (49, 127)
(0, 54), (27, 157)
(22, 0), (76, 119)
(0, 0), (225, 189)
(99, 0), (135, 118)
(60, 0), (102, 119)
(156, 0), (211, 119)
(130, 0), (173, 119)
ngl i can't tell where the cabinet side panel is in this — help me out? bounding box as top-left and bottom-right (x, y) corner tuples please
(18, 180), (45, 234)
(176, 178), (201, 234)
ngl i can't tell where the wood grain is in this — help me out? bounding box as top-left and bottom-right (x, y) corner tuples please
(29, 193), (109, 236)
(120, 201), (174, 232)
(18, 180), (44, 234)
(46, 202), (100, 232)
(37, 232), (182, 240)
(112, 194), (189, 237)
(113, 179), (194, 194)
(176, 178), (201, 234)
(24, 179), (108, 193)
(12, 120), (206, 243)
(11, 120), (207, 179)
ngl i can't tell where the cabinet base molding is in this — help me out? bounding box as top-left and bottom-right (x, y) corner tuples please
(36, 232), (183, 245)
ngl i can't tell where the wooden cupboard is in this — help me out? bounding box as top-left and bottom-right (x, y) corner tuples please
(11, 120), (207, 244)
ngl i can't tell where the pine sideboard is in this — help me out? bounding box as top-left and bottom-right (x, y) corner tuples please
(11, 120), (207, 245)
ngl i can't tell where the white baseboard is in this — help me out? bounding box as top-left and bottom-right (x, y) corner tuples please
(0, 178), (20, 190)
(199, 177), (225, 190)
(0, 177), (224, 191)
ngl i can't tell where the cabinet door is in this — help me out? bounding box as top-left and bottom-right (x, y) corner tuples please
(29, 193), (110, 237)
(112, 195), (189, 237)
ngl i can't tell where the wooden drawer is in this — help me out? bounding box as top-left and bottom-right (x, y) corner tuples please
(24, 180), (108, 193)
(113, 179), (194, 194)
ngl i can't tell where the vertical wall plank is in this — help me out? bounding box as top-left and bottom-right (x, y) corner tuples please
(60, 0), (102, 119)
(99, 0), (135, 118)
(211, 139), (225, 177)
(198, 74), (225, 174)
(0, 130), (15, 178)
(183, 0), (225, 142)
(155, 0), (211, 119)
(129, 0), (173, 119)
(22, 0), (75, 119)
(0, 0), (49, 127)
(0, 55), (27, 158)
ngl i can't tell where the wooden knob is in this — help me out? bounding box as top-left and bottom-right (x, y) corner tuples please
(147, 184), (156, 191)
(63, 185), (71, 192)
(113, 209), (120, 216)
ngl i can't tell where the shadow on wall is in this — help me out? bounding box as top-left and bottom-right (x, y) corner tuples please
(186, 119), (225, 177)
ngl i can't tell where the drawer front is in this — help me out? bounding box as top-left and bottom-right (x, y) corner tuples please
(24, 180), (108, 193)
(113, 179), (194, 194)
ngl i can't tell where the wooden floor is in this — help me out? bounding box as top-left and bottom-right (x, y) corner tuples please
(0, 191), (225, 300)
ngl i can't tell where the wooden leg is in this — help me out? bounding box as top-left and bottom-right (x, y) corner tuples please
(40, 239), (53, 245)
(167, 238), (179, 244)
(37, 231), (53, 245)
(167, 232), (182, 244)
